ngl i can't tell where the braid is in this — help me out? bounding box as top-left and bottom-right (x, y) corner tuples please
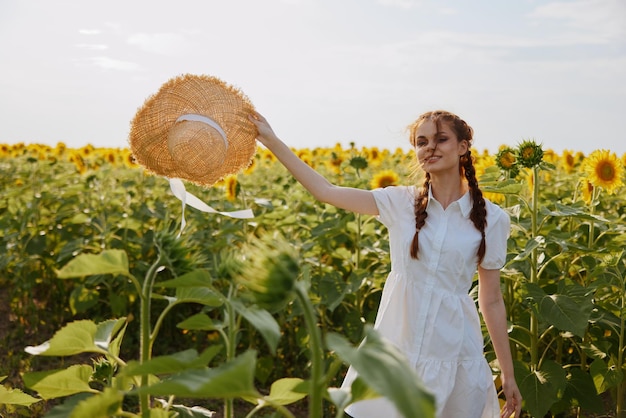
(462, 150), (487, 264)
(410, 173), (430, 259)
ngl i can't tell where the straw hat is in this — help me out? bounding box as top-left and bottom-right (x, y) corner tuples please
(129, 74), (257, 186)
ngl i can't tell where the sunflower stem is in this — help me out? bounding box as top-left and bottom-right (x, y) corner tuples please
(530, 165), (540, 370)
(587, 186), (599, 251)
(616, 262), (626, 417)
(295, 282), (324, 418)
(224, 283), (238, 418)
(140, 251), (164, 417)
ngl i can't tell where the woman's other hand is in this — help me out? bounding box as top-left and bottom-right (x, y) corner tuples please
(500, 378), (522, 418)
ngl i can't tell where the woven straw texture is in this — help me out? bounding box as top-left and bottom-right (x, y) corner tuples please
(129, 74), (257, 186)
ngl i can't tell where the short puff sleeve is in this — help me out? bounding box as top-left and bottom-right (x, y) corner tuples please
(480, 202), (511, 270)
(371, 186), (413, 228)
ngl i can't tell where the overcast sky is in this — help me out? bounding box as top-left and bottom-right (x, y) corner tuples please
(1, 0), (625, 155)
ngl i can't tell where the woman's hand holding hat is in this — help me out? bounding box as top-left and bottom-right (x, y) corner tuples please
(249, 111), (280, 147)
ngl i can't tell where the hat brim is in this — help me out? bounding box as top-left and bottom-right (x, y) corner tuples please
(129, 74), (257, 187)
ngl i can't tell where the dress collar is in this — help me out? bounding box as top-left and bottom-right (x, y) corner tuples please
(426, 185), (472, 218)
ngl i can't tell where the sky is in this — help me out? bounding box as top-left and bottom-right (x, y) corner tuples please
(1, 0), (625, 155)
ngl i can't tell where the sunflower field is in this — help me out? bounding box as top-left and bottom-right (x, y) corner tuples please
(1, 141), (626, 418)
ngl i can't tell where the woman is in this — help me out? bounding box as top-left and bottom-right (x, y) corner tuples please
(249, 110), (522, 418)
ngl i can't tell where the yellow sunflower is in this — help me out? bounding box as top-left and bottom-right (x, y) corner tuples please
(483, 191), (504, 204)
(74, 157), (88, 174)
(79, 144), (95, 158)
(260, 147), (276, 164)
(365, 146), (383, 166)
(103, 149), (117, 165)
(473, 153), (495, 178)
(543, 149), (558, 165)
(391, 147), (407, 164)
(11, 143), (25, 157)
(296, 148), (312, 161)
(224, 175), (239, 202)
(580, 178), (594, 205)
(582, 149), (624, 194)
(300, 153), (313, 167)
(560, 150), (576, 174)
(330, 151), (344, 172)
(55, 142), (67, 156)
(370, 169), (400, 189)
(122, 149), (138, 168)
(244, 157), (257, 174)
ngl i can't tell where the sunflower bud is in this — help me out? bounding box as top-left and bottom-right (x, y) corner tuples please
(495, 147), (519, 176)
(516, 140), (544, 168)
(92, 357), (115, 386)
(151, 225), (207, 277)
(349, 156), (368, 171)
(237, 236), (300, 312)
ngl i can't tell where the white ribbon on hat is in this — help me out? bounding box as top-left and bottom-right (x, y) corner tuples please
(175, 114), (228, 148)
(169, 114), (254, 236)
(170, 178), (254, 236)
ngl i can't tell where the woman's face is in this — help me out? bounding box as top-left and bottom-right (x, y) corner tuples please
(414, 120), (468, 175)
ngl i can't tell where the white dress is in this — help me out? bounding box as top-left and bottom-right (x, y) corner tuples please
(342, 186), (510, 418)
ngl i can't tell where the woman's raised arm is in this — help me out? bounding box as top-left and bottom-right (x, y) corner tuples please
(249, 112), (378, 216)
